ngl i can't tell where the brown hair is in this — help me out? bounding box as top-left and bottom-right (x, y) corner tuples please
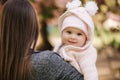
(0, 0), (39, 79)
(0, 0), (7, 5)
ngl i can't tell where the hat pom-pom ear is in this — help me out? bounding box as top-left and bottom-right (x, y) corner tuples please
(66, 0), (82, 10)
(85, 1), (98, 16)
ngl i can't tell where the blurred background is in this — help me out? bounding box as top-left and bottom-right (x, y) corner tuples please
(30, 0), (120, 80)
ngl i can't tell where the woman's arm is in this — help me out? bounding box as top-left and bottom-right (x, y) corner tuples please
(32, 50), (83, 80)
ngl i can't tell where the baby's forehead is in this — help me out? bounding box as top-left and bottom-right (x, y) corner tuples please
(63, 27), (87, 35)
(64, 27), (83, 31)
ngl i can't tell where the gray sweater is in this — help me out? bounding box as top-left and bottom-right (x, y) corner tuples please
(31, 50), (83, 80)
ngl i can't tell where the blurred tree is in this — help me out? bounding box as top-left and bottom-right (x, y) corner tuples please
(33, 0), (56, 51)
(94, 0), (120, 52)
(31, 0), (66, 51)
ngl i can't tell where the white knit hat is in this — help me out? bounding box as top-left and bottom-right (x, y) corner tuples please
(58, 0), (98, 48)
(61, 15), (88, 36)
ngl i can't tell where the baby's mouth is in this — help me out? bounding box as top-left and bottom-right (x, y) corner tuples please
(68, 40), (77, 44)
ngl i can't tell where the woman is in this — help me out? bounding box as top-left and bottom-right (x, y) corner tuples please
(0, 0), (83, 80)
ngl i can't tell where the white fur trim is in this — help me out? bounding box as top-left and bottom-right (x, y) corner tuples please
(85, 1), (98, 16)
(66, 0), (82, 10)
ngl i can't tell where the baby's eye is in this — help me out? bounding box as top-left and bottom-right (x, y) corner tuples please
(77, 33), (82, 36)
(66, 31), (72, 34)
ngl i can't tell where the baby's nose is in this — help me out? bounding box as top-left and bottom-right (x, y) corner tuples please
(70, 34), (76, 39)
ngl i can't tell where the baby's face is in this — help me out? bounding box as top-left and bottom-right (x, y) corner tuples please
(62, 27), (87, 47)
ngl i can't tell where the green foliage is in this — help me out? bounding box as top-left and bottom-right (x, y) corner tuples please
(94, 20), (120, 52)
(30, 0), (35, 3)
(41, 5), (56, 21)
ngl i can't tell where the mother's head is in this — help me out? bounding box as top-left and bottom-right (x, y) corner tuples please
(0, 0), (39, 79)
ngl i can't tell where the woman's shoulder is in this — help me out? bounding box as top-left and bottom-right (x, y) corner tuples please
(31, 50), (60, 64)
(31, 50), (59, 80)
(31, 50), (68, 68)
(31, 50), (84, 80)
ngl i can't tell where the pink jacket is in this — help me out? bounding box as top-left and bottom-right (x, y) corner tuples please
(54, 45), (98, 80)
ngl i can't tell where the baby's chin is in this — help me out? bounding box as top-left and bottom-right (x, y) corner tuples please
(65, 44), (80, 47)
(65, 43), (85, 48)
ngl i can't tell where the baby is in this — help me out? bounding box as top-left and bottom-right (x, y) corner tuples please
(53, 0), (98, 80)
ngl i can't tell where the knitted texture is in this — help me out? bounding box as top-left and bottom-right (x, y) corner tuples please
(31, 50), (84, 80)
(58, 45), (98, 80)
(61, 15), (87, 36)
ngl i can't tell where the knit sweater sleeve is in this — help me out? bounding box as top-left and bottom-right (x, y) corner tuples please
(31, 50), (84, 80)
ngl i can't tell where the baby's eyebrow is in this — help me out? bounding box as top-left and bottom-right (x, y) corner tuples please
(67, 31), (71, 32)
(77, 33), (82, 35)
